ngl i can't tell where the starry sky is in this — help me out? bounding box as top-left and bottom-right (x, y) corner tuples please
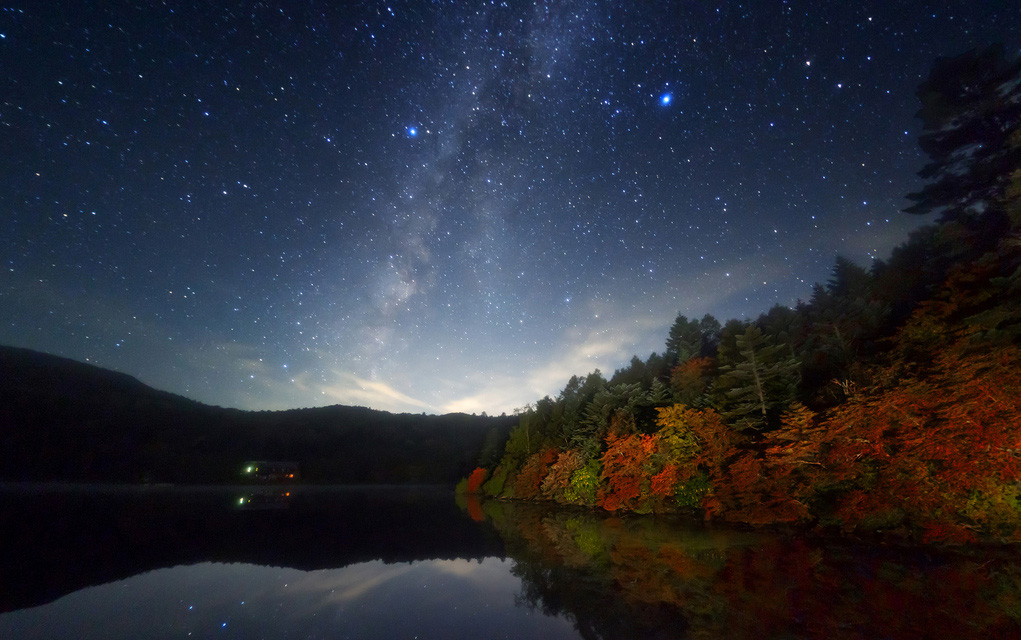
(2, 1), (1019, 415)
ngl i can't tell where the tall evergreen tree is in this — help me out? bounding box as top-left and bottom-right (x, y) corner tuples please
(665, 314), (702, 365)
(715, 325), (799, 431)
(698, 314), (723, 357)
(905, 45), (1021, 225)
(666, 313), (723, 365)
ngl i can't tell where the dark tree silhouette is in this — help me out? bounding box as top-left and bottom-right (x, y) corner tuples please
(905, 45), (1021, 224)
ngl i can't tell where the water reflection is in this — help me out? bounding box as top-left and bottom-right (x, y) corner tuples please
(0, 559), (581, 640)
(0, 484), (503, 613)
(3, 485), (1021, 639)
(234, 489), (292, 510)
(475, 499), (1021, 639)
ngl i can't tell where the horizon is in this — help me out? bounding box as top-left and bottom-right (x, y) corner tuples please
(3, 2), (1019, 415)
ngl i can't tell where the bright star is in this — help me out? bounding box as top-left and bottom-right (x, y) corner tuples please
(407, 127), (418, 137)
(659, 93), (672, 106)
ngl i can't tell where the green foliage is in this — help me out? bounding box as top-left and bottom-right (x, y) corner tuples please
(564, 516), (606, 559)
(503, 416), (538, 464)
(666, 314), (703, 365)
(963, 482), (1021, 538)
(566, 459), (601, 505)
(714, 325), (798, 431)
(674, 470), (711, 509)
(654, 404), (701, 462)
(666, 313), (722, 365)
(483, 464), (510, 497)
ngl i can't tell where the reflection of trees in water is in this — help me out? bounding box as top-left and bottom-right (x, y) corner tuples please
(480, 501), (1021, 640)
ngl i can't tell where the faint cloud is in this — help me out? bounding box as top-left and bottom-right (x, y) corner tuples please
(440, 315), (661, 415)
(317, 371), (433, 412)
(440, 374), (523, 415)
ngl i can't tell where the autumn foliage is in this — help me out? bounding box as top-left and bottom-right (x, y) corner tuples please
(598, 433), (657, 511)
(466, 303), (1021, 541)
(453, 48), (1021, 543)
(513, 448), (559, 500)
(465, 466), (488, 495)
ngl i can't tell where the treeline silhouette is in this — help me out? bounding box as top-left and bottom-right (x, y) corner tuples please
(0, 346), (515, 484)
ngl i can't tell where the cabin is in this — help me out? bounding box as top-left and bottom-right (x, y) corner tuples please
(241, 461), (300, 482)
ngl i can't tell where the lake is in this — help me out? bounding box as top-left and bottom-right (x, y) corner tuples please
(1, 484), (1020, 639)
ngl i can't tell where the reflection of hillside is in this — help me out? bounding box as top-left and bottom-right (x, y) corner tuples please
(0, 486), (503, 613)
(477, 500), (1021, 640)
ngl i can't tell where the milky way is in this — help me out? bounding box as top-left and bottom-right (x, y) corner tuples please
(2, 1), (1019, 414)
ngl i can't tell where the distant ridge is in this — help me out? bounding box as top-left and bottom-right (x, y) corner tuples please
(0, 345), (514, 484)
(0, 345), (206, 408)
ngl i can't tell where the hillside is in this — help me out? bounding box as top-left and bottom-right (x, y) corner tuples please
(459, 47), (1021, 543)
(0, 346), (514, 484)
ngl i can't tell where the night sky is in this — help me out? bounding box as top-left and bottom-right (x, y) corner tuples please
(2, 2), (1019, 415)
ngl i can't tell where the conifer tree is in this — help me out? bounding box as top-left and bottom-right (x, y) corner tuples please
(905, 45), (1021, 226)
(714, 325), (798, 430)
(665, 314), (702, 365)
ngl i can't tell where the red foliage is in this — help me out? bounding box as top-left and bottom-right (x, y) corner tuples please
(464, 493), (485, 522)
(810, 334), (1021, 541)
(465, 467), (488, 494)
(650, 463), (680, 498)
(598, 434), (657, 511)
(513, 448), (559, 500)
(708, 454), (811, 525)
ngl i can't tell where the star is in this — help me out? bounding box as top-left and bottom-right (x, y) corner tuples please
(1, 0), (1013, 416)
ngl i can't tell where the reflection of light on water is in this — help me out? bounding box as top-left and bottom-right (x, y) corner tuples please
(233, 490), (292, 510)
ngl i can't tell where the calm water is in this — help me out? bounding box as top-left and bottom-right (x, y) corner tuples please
(2, 484), (1020, 639)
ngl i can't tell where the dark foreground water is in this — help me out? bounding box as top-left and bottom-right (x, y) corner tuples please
(1, 484), (1020, 639)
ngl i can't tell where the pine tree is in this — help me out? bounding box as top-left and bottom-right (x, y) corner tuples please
(666, 313), (723, 365)
(905, 45), (1021, 225)
(715, 325), (798, 431)
(665, 314), (702, 365)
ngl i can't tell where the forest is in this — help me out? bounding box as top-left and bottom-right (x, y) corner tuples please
(0, 346), (515, 484)
(459, 46), (1021, 543)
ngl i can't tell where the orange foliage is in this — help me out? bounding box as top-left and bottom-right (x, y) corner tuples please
(650, 463), (680, 498)
(683, 407), (734, 473)
(670, 356), (714, 402)
(513, 447), (559, 500)
(465, 466), (488, 494)
(541, 450), (585, 501)
(598, 433), (657, 511)
(812, 336), (1021, 542)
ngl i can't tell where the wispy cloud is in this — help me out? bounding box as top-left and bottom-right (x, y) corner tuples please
(440, 315), (662, 415)
(316, 371), (433, 412)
